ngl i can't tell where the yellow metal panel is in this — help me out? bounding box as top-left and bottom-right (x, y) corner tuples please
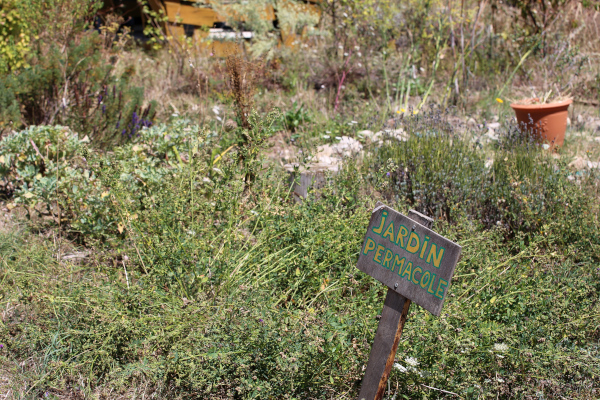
(164, 1), (225, 26)
(210, 40), (243, 57)
(164, 1), (275, 27)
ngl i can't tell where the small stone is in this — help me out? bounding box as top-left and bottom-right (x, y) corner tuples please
(486, 129), (498, 140)
(467, 118), (477, 128)
(357, 130), (374, 139)
(568, 157), (588, 170)
(487, 122), (501, 129)
(224, 119), (238, 132)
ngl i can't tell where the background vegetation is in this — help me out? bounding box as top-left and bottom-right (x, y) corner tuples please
(1, 0), (600, 398)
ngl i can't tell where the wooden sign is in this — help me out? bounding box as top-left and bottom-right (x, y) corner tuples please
(356, 204), (461, 316)
(357, 204), (461, 400)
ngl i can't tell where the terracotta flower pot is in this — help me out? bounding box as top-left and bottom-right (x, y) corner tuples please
(510, 98), (572, 148)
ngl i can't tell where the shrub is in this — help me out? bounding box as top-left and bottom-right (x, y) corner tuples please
(0, 0), (31, 74)
(0, 125), (81, 217)
(0, 31), (155, 147)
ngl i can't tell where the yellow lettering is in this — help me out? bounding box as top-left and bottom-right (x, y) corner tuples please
(372, 211), (388, 234)
(382, 221), (395, 243)
(406, 232), (420, 253)
(435, 279), (449, 299)
(426, 243), (445, 268)
(427, 272), (437, 294)
(382, 249), (393, 269)
(396, 225), (409, 248)
(401, 261), (413, 280)
(392, 255), (405, 274)
(420, 271), (431, 289)
(419, 236), (430, 259)
(411, 266), (422, 285)
(363, 237), (376, 255)
(373, 245), (385, 264)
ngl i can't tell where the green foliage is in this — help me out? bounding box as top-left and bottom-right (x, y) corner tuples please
(0, 31), (154, 146)
(368, 109), (599, 250)
(141, 0), (171, 51)
(1, 110), (599, 399)
(0, 125), (80, 216)
(284, 101), (311, 132)
(0, 0), (31, 73)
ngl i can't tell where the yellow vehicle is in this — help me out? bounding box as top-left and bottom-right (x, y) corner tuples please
(101, 0), (321, 55)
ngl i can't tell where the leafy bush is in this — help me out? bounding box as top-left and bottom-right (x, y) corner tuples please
(0, 125), (81, 216)
(368, 109), (598, 250)
(284, 101), (311, 132)
(0, 0), (31, 74)
(0, 31), (155, 147)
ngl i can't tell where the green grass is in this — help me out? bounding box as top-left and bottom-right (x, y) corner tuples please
(1, 109), (599, 399)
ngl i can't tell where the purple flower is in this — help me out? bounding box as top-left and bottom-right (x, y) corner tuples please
(259, 319), (264, 323)
(0, 344), (4, 349)
(102, 104), (106, 114)
(386, 172), (390, 177)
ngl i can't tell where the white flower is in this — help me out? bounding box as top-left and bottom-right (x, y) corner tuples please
(393, 363), (407, 373)
(405, 357), (419, 367)
(493, 343), (509, 352)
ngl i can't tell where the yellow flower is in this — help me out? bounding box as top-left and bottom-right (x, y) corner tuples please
(413, 110), (418, 114)
(496, 98), (504, 104)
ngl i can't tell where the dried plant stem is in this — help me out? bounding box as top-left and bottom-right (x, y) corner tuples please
(334, 50), (352, 112)
(226, 55), (259, 130)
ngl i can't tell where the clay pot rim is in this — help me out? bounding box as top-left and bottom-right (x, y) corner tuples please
(510, 98), (572, 111)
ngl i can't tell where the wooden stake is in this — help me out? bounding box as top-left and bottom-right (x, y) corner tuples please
(358, 210), (433, 400)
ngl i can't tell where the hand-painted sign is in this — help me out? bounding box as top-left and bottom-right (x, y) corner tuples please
(356, 204), (461, 316)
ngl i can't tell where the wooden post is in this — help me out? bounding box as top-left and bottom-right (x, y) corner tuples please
(358, 210), (433, 400)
